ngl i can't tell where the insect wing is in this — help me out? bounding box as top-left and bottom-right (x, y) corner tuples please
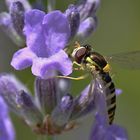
(93, 77), (108, 123)
(107, 51), (140, 70)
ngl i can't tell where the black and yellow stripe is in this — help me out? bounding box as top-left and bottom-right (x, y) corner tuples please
(101, 72), (116, 125)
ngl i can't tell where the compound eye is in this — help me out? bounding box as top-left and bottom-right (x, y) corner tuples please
(74, 47), (87, 63)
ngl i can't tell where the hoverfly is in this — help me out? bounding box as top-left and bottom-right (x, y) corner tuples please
(57, 42), (140, 125)
(71, 43), (116, 124)
(70, 42), (140, 125)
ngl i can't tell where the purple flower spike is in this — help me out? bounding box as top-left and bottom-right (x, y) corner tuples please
(11, 9), (72, 79)
(0, 96), (15, 140)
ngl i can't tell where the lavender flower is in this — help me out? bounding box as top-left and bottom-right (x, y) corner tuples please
(0, 74), (87, 135)
(11, 9), (72, 79)
(0, 0), (31, 46)
(0, 96), (15, 140)
(77, 0), (100, 21)
(9, 1), (99, 79)
(0, 1), (128, 139)
(0, 74), (95, 136)
(76, 0), (100, 39)
(65, 0), (100, 41)
(0, 74), (43, 128)
(0, 73), (128, 139)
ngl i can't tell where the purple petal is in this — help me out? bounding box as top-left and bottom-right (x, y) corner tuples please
(23, 10), (49, 57)
(90, 121), (128, 140)
(24, 9), (45, 35)
(11, 48), (36, 70)
(31, 50), (72, 79)
(43, 10), (70, 54)
(90, 113), (128, 140)
(0, 97), (15, 140)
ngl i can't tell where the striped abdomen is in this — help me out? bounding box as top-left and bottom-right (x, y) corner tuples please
(102, 72), (116, 125)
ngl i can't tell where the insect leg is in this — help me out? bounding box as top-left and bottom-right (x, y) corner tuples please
(55, 74), (89, 81)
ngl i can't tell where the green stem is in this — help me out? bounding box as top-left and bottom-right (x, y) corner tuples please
(47, 0), (55, 12)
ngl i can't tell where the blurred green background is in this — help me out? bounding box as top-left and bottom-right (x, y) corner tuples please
(0, 0), (140, 140)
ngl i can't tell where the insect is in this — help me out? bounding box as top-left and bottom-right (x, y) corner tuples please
(58, 42), (140, 125)
(72, 42), (116, 125)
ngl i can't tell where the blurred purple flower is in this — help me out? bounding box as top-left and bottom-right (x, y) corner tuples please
(65, 0), (100, 40)
(5, 0), (31, 11)
(11, 9), (72, 79)
(76, 0), (100, 39)
(0, 96), (15, 140)
(77, 16), (98, 39)
(90, 113), (128, 140)
(0, 73), (128, 139)
(0, 0), (31, 46)
(77, 0), (100, 21)
(0, 73), (95, 135)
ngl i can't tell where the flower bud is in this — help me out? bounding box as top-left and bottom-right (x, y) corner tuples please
(5, 0), (31, 11)
(35, 77), (57, 114)
(77, 0), (100, 20)
(65, 5), (80, 38)
(0, 74), (43, 127)
(77, 16), (98, 40)
(51, 94), (74, 127)
(10, 1), (25, 38)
